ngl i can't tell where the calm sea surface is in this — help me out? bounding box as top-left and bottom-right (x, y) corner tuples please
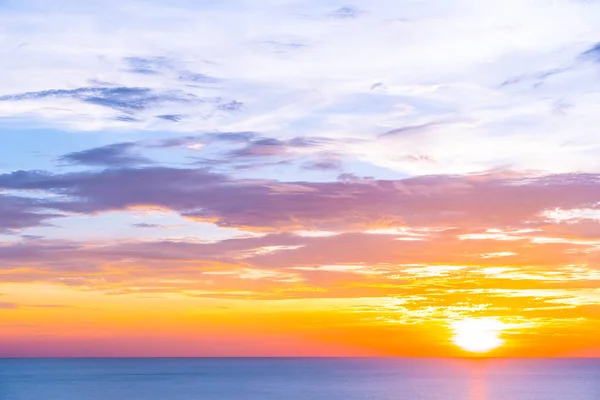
(0, 358), (598, 400)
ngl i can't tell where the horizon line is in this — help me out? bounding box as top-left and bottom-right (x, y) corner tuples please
(1, 356), (599, 360)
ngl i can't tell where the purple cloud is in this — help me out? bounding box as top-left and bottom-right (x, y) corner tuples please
(59, 143), (153, 167)
(1, 167), (600, 233)
(302, 157), (343, 171)
(0, 195), (60, 232)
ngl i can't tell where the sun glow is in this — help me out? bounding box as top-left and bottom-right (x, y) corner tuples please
(451, 318), (505, 353)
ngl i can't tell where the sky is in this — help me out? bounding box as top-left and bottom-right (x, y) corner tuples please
(1, 0), (600, 357)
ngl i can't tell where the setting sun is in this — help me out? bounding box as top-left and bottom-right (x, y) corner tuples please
(451, 318), (506, 353)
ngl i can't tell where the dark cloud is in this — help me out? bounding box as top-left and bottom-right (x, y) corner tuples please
(82, 88), (195, 112)
(370, 82), (385, 91)
(125, 56), (219, 85)
(0, 86), (195, 113)
(0, 86), (239, 117)
(206, 132), (258, 143)
(125, 56), (172, 75)
(150, 136), (205, 149)
(149, 132), (257, 149)
(147, 132), (333, 162)
(229, 138), (288, 157)
(287, 137), (330, 147)
(0, 168), (224, 216)
(21, 235), (44, 240)
(0, 302), (18, 309)
(0, 240), (82, 263)
(581, 43), (600, 62)
(228, 136), (330, 158)
(0, 195), (60, 232)
(233, 160), (293, 171)
(133, 223), (164, 229)
(115, 115), (139, 122)
(302, 158), (343, 171)
(59, 143), (153, 167)
(191, 158), (231, 167)
(1, 164), (600, 233)
(217, 100), (243, 111)
(156, 114), (184, 122)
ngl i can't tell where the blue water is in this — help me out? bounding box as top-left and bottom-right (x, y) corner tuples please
(0, 358), (598, 400)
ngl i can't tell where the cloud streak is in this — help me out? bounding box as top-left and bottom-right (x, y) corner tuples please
(59, 143), (153, 167)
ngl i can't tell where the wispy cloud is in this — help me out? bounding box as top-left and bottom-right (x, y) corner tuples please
(0, 0), (600, 175)
(59, 142), (153, 167)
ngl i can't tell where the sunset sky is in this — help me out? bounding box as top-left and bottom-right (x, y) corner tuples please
(1, 0), (600, 358)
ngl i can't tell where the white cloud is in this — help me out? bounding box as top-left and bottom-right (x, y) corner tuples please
(1, 0), (600, 175)
(459, 228), (539, 241)
(541, 206), (600, 223)
(480, 252), (517, 259)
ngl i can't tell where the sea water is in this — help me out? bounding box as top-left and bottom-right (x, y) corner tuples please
(0, 358), (598, 400)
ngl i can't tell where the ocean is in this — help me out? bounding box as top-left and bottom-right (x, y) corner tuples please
(0, 358), (598, 399)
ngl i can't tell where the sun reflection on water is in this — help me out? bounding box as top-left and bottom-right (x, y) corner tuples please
(468, 362), (488, 400)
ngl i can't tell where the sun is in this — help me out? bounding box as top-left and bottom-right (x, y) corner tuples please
(451, 318), (505, 353)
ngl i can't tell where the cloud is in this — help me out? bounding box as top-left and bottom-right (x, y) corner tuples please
(0, 0), (600, 175)
(156, 114), (184, 122)
(1, 163), (600, 234)
(0, 85), (243, 127)
(0, 195), (60, 233)
(0, 86), (195, 113)
(21, 235), (45, 241)
(228, 138), (290, 158)
(123, 56), (220, 84)
(225, 136), (332, 159)
(59, 143), (153, 167)
(302, 157), (343, 171)
(142, 132), (347, 171)
(124, 56), (174, 75)
(132, 223), (164, 229)
(148, 132), (257, 150)
(379, 122), (451, 138)
(580, 43), (600, 62)
(0, 227), (598, 310)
